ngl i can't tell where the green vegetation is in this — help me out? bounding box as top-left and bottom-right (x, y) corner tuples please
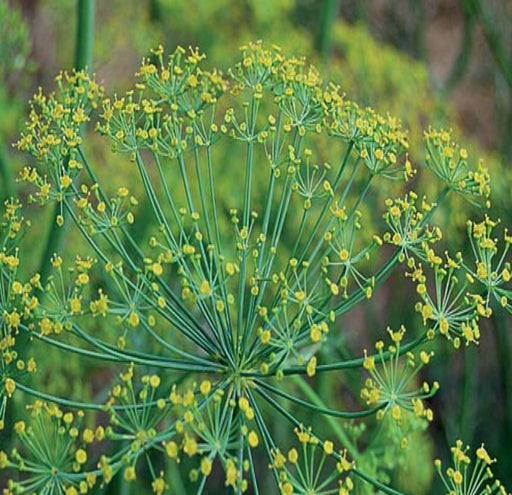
(1, 1), (512, 493)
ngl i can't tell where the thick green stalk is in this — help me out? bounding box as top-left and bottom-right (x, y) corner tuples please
(492, 311), (512, 437)
(37, 0), (95, 284)
(443, 0), (475, 92)
(148, 0), (162, 21)
(317, 0), (341, 59)
(75, 0), (95, 71)
(459, 345), (478, 443)
(0, 140), (15, 201)
(411, 0), (426, 60)
(471, 0), (512, 87)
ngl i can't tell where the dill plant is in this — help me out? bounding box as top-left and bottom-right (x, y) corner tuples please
(1, 42), (511, 494)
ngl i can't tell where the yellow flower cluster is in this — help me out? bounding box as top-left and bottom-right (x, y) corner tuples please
(3, 401), (96, 494)
(0, 202), (38, 430)
(408, 250), (488, 347)
(424, 128), (491, 205)
(273, 426), (354, 495)
(97, 45), (227, 159)
(5, 41), (511, 495)
(466, 217), (512, 313)
(16, 71), (103, 211)
(361, 326), (437, 427)
(383, 192), (443, 260)
(435, 441), (509, 495)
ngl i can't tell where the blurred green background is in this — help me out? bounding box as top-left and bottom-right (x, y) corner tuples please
(1, 0), (511, 493)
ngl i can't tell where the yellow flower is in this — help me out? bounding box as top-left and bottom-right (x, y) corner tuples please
(306, 356), (317, 377)
(152, 262), (163, 276)
(199, 280), (212, 295)
(261, 329), (271, 344)
(273, 451), (286, 469)
(248, 431), (259, 448)
(363, 351), (375, 370)
(323, 440), (334, 455)
(200, 380), (211, 395)
(149, 375), (161, 388)
(4, 378), (15, 397)
(439, 317), (449, 335)
(287, 448), (298, 463)
(476, 445), (493, 465)
(76, 449), (87, 465)
(60, 175), (72, 188)
(225, 459), (237, 487)
(226, 262), (235, 275)
(152, 477), (166, 495)
(11, 281), (23, 294)
(14, 421), (25, 434)
(6, 311), (20, 329)
(124, 466), (136, 481)
(183, 435), (197, 456)
(165, 441), (178, 458)
(338, 249), (349, 261)
(128, 311), (140, 327)
(83, 429), (95, 443)
(391, 405), (402, 420)
(452, 470), (463, 485)
(238, 397), (249, 411)
(282, 482), (293, 495)
(70, 297), (82, 314)
(201, 457), (212, 476)
(310, 324), (322, 343)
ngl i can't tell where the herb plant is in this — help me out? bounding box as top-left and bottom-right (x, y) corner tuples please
(1, 43), (511, 495)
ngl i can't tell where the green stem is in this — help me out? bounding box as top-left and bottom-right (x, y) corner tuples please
(492, 310), (512, 437)
(443, 0), (475, 92)
(352, 467), (409, 495)
(148, 0), (162, 21)
(459, 344), (478, 443)
(256, 378), (383, 419)
(317, 0), (341, 59)
(470, 0), (512, 87)
(243, 332), (429, 378)
(14, 381), (180, 412)
(0, 140), (15, 201)
(75, 0), (95, 71)
(411, 0), (426, 60)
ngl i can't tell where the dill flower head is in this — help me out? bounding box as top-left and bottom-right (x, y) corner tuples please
(435, 441), (510, 495)
(361, 325), (438, 426)
(0, 200), (34, 429)
(465, 216), (512, 313)
(1, 401), (95, 495)
(272, 426), (354, 495)
(2, 42), (508, 494)
(424, 128), (491, 207)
